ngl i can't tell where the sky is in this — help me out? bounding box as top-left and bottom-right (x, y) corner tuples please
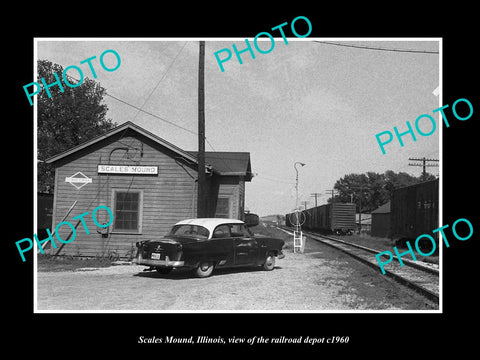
(36, 38), (440, 216)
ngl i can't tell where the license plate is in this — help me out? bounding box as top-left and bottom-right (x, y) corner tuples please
(151, 253), (161, 260)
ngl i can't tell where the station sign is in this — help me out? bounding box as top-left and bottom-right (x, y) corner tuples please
(97, 165), (158, 175)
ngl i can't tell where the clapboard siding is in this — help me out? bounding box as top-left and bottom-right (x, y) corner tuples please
(46, 124), (249, 259)
(50, 132), (198, 258)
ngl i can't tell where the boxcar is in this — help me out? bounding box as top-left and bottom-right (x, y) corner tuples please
(390, 179), (439, 245)
(286, 203), (356, 235)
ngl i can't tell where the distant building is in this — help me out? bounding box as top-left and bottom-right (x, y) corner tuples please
(355, 213), (371, 233)
(370, 201), (391, 238)
(45, 121), (252, 258)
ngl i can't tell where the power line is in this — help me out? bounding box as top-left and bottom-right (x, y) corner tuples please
(59, 59), (236, 176)
(105, 85), (237, 174)
(325, 189), (339, 202)
(408, 157), (439, 180)
(313, 41), (439, 54)
(104, 92), (198, 135)
(310, 192), (322, 207)
(107, 91), (236, 174)
(61, 71), (198, 136)
(132, 41), (188, 122)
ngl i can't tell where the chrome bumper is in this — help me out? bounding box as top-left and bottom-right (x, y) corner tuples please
(134, 253), (184, 267)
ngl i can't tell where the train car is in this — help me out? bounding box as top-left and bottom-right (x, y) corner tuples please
(390, 179), (439, 247)
(286, 202), (356, 235)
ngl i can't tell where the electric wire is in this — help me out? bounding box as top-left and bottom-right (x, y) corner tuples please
(104, 91), (238, 174)
(47, 52), (265, 180)
(61, 72), (198, 136)
(313, 41), (439, 54)
(132, 41), (188, 122)
(104, 92), (198, 136)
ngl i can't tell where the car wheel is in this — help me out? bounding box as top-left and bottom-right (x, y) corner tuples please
(263, 253), (276, 271)
(155, 267), (172, 274)
(194, 261), (214, 278)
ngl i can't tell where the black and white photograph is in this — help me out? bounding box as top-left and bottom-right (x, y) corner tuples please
(8, 8), (478, 355)
(32, 37), (441, 312)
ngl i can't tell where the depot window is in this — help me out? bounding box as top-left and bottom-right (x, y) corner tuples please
(112, 189), (143, 233)
(215, 196), (231, 218)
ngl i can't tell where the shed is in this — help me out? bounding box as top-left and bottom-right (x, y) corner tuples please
(45, 121), (253, 259)
(370, 201), (391, 238)
(355, 213), (371, 233)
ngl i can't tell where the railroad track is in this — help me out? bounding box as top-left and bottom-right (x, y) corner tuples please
(276, 226), (439, 303)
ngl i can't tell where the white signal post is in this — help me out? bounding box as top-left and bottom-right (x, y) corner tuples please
(293, 162), (306, 253)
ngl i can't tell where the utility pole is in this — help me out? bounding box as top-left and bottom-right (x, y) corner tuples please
(348, 185), (365, 234)
(408, 157), (439, 181)
(325, 189), (338, 203)
(197, 41), (206, 218)
(358, 185), (363, 234)
(302, 200), (309, 210)
(310, 192), (321, 207)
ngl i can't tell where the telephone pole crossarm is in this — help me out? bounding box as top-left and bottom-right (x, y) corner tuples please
(408, 157), (439, 180)
(310, 192), (321, 207)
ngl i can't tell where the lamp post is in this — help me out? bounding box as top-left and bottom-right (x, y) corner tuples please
(293, 162), (306, 253)
(294, 162), (306, 210)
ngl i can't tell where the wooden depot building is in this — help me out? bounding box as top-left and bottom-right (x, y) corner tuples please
(45, 121), (253, 259)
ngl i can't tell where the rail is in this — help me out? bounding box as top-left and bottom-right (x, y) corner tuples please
(277, 226), (439, 303)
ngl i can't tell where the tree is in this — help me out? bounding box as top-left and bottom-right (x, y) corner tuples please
(332, 172), (388, 213)
(37, 60), (117, 193)
(384, 170), (421, 195)
(331, 170), (432, 213)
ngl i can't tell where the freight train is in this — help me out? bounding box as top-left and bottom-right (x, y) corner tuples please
(390, 179), (439, 248)
(286, 202), (356, 235)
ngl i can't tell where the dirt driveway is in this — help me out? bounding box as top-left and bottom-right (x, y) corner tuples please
(36, 235), (438, 311)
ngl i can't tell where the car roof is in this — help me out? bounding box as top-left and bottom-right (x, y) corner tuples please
(174, 218), (245, 233)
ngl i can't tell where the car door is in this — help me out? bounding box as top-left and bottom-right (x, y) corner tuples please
(210, 224), (235, 266)
(231, 224), (258, 265)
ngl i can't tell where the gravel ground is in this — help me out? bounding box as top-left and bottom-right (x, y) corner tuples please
(36, 227), (438, 311)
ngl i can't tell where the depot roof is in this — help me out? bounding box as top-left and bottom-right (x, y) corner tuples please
(188, 151), (252, 180)
(45, 121), (252, 180)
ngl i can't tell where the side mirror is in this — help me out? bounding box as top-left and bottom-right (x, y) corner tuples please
(244, 213), (259, 227)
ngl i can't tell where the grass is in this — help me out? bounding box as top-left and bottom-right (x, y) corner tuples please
(329, 232), (439, 265)
(37, 254), (116, 272)
(334, 233), (393, 251)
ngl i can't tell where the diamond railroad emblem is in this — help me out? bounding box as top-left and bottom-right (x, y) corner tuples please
(65, 172), (92, 190)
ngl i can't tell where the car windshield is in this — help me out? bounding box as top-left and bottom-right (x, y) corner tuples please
(168, 224), (210, 239)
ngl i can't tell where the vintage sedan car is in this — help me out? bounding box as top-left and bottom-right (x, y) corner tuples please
(134, 218), (285, 278)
